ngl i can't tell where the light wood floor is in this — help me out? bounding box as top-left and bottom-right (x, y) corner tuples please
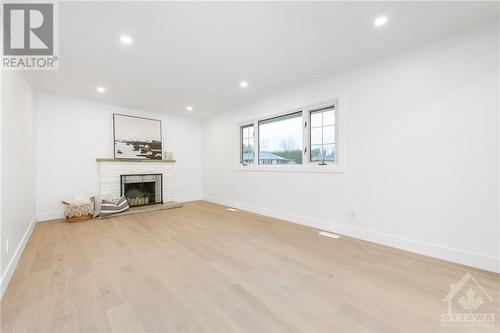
(1, 201), (499, 333)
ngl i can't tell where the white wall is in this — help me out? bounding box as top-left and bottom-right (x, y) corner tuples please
(35, 94), (203, 220)
(202, 33), (499, 272)
(1, 70), (37, 296)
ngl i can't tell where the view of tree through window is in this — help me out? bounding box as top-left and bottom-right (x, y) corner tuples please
(258, 112), (302, 165)
(241, 124), (254, 164)
(310, 107), (335, 162)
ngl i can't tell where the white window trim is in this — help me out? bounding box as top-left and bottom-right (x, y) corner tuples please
(235, 96), (345, 174)
(240, 123), (255, 165)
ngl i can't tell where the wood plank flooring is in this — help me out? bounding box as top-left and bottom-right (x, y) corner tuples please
(1, 201), (499, 332)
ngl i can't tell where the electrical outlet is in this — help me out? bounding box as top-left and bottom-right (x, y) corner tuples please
(6, 237), (10, 253)
(349, 210), (356, 220)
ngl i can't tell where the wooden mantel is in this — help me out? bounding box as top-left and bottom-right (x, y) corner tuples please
(96, 158), (176, 163)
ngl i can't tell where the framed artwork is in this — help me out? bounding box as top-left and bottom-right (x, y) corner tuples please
(113, 113), (162, 159)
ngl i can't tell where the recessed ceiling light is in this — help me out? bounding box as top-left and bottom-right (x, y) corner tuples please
(186, 106), (193, 111)
(96, 86), (106, 94)
(239, 81), (248, 88)
(120, 34), (133, 45)
(373, 16), (388, 27)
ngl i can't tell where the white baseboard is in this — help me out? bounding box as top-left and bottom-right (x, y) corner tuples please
(0, 215), (37, 299)
(37, 210), (64, 221)
(203, 196), (500, 274)
(36, 196), (202, 221)
(177, 195), (203, 203)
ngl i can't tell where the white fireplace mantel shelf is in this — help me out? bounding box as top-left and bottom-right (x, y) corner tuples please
(96, 158), (176, 163)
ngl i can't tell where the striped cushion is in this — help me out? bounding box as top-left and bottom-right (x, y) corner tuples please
(100, 195), (129, 218)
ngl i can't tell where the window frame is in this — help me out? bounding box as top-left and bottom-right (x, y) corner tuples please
(236, 97), (344, 173)
(308, 105), (337, 164)
(257, 110), (304, 166)
(240, 123), (255, 165)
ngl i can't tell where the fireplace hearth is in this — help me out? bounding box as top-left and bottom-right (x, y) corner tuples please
(120, 174), (162, 207)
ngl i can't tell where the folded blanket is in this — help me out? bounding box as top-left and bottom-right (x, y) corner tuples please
(100, 195), (129, 218)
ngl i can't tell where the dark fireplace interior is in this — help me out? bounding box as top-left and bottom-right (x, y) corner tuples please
(120, 174), (162, 207)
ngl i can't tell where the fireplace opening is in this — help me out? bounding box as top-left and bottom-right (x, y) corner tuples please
(120, 174), (162, 207)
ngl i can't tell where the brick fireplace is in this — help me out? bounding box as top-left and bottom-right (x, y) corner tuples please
(96, 158), (175, 207)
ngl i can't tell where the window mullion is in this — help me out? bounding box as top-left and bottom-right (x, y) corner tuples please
(321, 111), (328, 165)
(253, 120), (259, 164)
(304, 109), (310, 164)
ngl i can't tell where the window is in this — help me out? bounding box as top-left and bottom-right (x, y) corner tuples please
(238, 99), (341, 172)
(310, 106), (336, 163)
(258, 112), (302, 165)
(241, 124), (254, 164)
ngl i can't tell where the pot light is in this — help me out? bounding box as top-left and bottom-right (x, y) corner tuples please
(186, 106), (193, 111)
(239, 81), (248, 88)
(96, 86), (106, 94)
(120, 34), (133, 45)
(373, 16), (388, 27)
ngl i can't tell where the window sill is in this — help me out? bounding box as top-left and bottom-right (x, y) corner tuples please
(234, 164), (344, 174)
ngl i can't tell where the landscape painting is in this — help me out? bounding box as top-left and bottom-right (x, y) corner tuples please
(113, 114), (162, 159)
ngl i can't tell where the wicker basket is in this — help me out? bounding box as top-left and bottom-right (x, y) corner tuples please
(62, 197), (95, 222)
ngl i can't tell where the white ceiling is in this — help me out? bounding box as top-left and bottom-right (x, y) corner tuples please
(30, 1), (499, 119)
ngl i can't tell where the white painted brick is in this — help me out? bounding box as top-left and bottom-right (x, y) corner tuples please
(98, 162), (174, 203)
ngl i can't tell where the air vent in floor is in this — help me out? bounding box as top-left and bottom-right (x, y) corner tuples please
(318, 231), (341, 239)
